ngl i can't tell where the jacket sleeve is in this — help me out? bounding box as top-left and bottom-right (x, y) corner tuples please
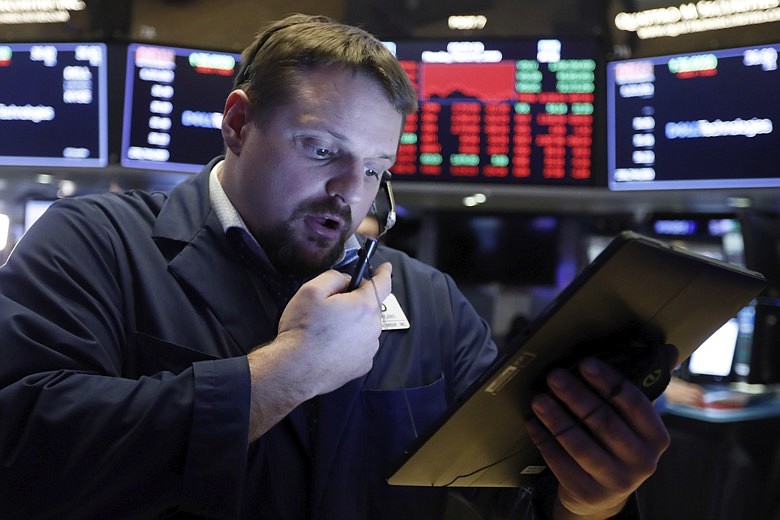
(0, 198), (250, 519)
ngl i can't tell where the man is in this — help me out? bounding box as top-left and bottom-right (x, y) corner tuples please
(0, 14), (674, 519)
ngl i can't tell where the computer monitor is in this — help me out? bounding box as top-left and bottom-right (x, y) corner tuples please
(120, 43), (240, 173)
(607, 42), (780, 190)
(739, 211), (780, 384)
(385, 38), (601, 185)
(746, 298), (780, 385)
(0, 42), (108, 168)
(688, 318), (741, 378)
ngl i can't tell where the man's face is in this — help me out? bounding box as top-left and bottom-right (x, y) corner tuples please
(221, 66), (404, 277)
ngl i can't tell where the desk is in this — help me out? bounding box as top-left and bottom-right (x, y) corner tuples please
(638, 398), (780, 520)
(665, 396), (780, 422)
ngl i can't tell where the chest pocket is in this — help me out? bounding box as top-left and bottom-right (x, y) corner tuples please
(362, 375), (447, 476)
(358, 376), (449, 518)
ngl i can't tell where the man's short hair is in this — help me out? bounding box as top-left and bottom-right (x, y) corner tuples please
(234, 14), (418, 121)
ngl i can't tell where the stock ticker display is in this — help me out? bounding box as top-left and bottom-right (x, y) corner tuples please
(607, 43), (780, 190)
(0, 42), (108, 168)
(387, 39), (599, 185)
(121, 43), (240, 172)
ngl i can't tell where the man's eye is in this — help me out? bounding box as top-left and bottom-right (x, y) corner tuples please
(364, 168), (380, 179)
(313, 147), (333, 159)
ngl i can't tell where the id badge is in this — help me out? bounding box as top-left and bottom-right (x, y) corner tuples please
(380, 293), (410, 330)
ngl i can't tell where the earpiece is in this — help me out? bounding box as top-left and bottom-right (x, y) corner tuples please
(378, 171), (396, 234)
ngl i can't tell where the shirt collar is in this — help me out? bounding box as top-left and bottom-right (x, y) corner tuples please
(208, 161), (361, 270)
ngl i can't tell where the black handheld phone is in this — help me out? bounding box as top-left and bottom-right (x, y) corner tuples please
(347, 238), (378, 292)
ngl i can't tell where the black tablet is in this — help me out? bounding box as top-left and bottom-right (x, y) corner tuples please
(388, 231), (766, 487)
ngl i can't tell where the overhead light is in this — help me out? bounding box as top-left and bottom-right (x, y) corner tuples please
(614, 1), (780, 40)
(448, 15), (487, 31)
(57, 179), (77, 197)
(727, 196), (752, 208)
(463, 193), (487, 207)
(0, 0), (85, 25)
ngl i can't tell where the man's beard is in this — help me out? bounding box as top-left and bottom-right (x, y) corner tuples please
(259, 199), (353, 279)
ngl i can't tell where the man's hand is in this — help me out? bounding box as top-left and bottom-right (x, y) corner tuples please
(663, 377), (704, 407)
(246, 262), (392, 442)
(526, 344), (678, 520)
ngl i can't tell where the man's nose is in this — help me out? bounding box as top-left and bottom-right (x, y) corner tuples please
(325, 158), (364, 205)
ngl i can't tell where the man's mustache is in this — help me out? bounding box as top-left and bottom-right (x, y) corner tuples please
(296, 198), (353, 230)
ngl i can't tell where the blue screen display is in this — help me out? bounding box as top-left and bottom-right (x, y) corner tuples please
(607, 43), (780, 190)
(121, 43), (240, 173)
(0, 42), (108, 168)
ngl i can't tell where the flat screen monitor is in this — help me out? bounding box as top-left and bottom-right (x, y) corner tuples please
(607, 42), (780, 190)
(739, 212), (780, 383)
(746, 298), (780, 385)
(681, 302), (768, 385)
(0, 42), (108, 168)
(385, 38), (600, 185)
(121, 43), (241, 173)
(687, 316), (741, 379)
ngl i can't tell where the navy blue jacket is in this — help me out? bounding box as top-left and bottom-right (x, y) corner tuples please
(0, 160), (514, 519)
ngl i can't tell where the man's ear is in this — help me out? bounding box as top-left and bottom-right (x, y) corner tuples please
(221, 89), (254, 156)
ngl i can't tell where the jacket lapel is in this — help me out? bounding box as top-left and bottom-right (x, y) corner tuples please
(151, 159), (275, 354)
(151, 161), (312, 452)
